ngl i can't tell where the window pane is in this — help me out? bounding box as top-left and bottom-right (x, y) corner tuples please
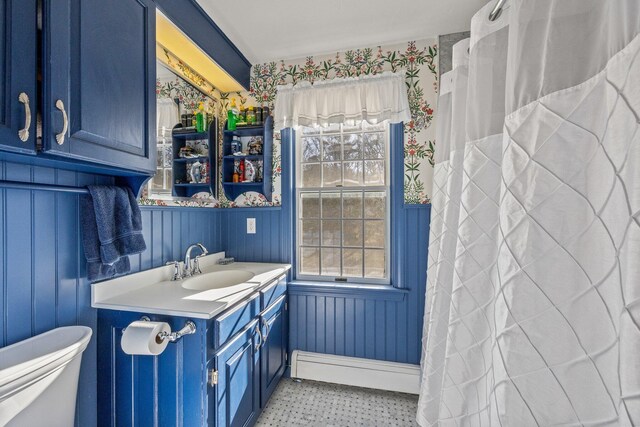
(163, 146), (173, 167)
(364, 249), (385, 278)
(302, 137), (320, 162)
(343, 134), (362, 160)
(300, 248), (320, 275)
(343, 161), (363, 186)
(342, 192), (363, 218)
(343, 220), (363, 247)
(322, 162), (342, 187)
(296, 122), (389, 282)
(152, 170), (163, 190)
(364, 192), (386, 218)
(343, 121), (361, 132)
(363, 133), (385, 159)
(157, 148), (164, 167)
(300, 193), (320, 218)
(322, 135), (341, 161)
(164, 169), (173, 190)
(321, 248), (341, 276)
(362, 121), (386, 131)
(301, 220), (320, 246)
(322, 123), (340, 132)
(364, 220), (385, 248)
(321, 193), (341, 218)
(321, 220), (341, 246)
(343, 249), (363, 277)
(364, 160), (385, 186)
(302, 163), (321, 187)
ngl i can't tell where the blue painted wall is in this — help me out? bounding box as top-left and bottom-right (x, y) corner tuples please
(221, 126), (431, 365)
(0, 160), (223, 426)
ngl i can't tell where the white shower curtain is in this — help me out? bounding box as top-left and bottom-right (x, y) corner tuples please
(419, 0), (640, 425)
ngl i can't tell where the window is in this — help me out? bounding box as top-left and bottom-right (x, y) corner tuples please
(296, 121), (390, 283)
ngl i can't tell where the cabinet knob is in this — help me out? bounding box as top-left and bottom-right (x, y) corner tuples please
(55, 100), (68, 145)
(18, 93), (30, 142)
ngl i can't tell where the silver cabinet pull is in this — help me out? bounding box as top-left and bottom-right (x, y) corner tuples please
(261, 317), (271, 346)
(55, 100), (68, 145)
(254, 324), (263, 351)
(18, 93), (30, 142)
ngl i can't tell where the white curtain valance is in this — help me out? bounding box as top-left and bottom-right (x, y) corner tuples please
(273, 71), (411, 130)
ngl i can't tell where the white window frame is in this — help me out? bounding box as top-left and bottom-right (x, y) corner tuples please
(295, 122), (391, 285)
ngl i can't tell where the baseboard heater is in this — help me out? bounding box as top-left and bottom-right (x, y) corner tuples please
(290, 350), (420, 394)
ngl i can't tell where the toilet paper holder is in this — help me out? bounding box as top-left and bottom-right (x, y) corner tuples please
(137, 316), (197, 343)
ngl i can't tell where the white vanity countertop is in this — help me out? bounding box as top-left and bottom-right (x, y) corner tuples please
(91, 252), (291, 319)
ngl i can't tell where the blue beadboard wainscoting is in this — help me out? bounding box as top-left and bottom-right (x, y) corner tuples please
(0, 160), (223, 426)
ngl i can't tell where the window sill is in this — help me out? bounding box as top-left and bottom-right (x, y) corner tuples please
(288, 280), (408, 302)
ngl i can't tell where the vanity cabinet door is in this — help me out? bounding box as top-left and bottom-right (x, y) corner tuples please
(42, 0), (155, 173)
(212, 318), (261, 427)
(0, 0), (37, 154)
(259, 295), (287, 407)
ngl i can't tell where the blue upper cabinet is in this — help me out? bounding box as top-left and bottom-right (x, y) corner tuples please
(0, 0), (37, 154)
(41, 0), (156, 174)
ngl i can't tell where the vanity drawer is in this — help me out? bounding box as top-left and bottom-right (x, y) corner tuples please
(213, 292), (260, 349)
(260, 274), (287, 310)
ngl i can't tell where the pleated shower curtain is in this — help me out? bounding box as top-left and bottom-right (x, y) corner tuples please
(419, 0), (640, 425)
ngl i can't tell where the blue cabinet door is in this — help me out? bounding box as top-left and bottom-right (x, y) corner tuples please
(42, 0), (155, 173)
(260, 295), (287, 407)
(213, 319), (261, 427)
(0, 0), (37, 154)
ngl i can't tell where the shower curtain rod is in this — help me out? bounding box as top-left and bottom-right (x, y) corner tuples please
(0, 179), (90, 194)
(489, 0), (506, 21)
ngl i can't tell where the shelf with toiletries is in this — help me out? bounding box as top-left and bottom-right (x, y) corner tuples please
(221, 114), (273, 202)
(171, 118), (218, 198)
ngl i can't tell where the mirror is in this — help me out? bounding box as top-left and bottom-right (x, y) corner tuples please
(140, 8), (245, 207)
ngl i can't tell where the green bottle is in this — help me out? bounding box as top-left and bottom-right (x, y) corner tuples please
(227, 98), (238, 130)
(196, 103), (205, 132)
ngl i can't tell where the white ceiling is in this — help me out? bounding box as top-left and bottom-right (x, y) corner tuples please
(196, 0), (489, 64)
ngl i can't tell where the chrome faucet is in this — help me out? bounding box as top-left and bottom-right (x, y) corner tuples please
(183, 243), (208, 277)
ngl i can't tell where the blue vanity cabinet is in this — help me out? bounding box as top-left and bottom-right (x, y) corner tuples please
(41, 0), (156, 174)
(259, 295), (287, 406)
(211, 319), (262, 427)
(97, 278), (289, 427)
(0, 0), (37, 154)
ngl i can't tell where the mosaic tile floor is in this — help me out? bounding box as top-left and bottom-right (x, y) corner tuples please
(255, 379), (419, 427)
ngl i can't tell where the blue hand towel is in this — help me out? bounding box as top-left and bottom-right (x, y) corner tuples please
(81, 185), (147, 282)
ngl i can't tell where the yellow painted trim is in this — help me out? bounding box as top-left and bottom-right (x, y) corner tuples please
(156, 10), (244, 93)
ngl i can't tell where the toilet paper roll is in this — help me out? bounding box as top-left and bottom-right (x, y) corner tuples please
(121, 320), (171, 356)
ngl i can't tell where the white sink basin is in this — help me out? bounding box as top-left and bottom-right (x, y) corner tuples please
(181, 270), (255, 291)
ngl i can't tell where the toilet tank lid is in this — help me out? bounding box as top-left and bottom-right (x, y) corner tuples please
(0, 326), (92, 387)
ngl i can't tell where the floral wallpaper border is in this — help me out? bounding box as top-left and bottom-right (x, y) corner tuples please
(148, 38), (438, 208)
(247, 39), (438, 204)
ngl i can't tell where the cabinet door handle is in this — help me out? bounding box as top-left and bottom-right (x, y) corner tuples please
(254, 324), (263, 351)
(261, 317), (271, 345)
(55, 100), (68, 145)
(18, 93), (30, 142)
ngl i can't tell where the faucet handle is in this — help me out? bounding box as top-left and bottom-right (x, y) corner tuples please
(166, 261), (182, 281)
(192, 257), (203, 275)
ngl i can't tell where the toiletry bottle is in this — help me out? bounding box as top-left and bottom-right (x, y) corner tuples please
(246, 106), (256, 125)
(238, 159), (245, 182)
(196, 103), (205, 132)
(237, 106), (247, 127)
(227, 98), (238, 130)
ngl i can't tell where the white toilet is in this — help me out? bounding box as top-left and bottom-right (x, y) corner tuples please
(0, 326), (92, 427)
